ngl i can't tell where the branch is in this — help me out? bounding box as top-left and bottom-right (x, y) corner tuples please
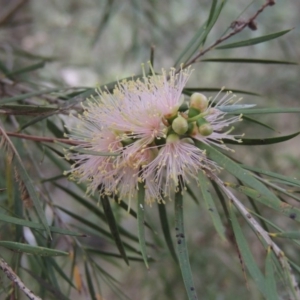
(182, 0), (276, 70)
(0, 258), (42, 300)
(0, 131), (81, 145)
(211, 175), (300, 299)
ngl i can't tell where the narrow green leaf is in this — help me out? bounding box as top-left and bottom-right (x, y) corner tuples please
(6, 61), (46, 77)
(195, 141), (280, 202)
(239, 164), (300, 188)
(137, 182), (149, 269)
(186, 185), (199, 204)
(265, 247), (279, 300)
(242, 116), (276, 132)
(18, 113), (56, 131)
(228, 183), (300, 222)
(85, 247), (151, 262)
(0, 241), (68, 256)
(0, 129), (51, 237)
(0, 104), (58, 115)
(216, 29), (292, 49)
(174, 23), (207, 67)
(174, 191), (198, 300)
(270, 231), (300, 240)
(0, 213), (84, 236)
(218, 104), (256, 112)
(48, 257), (76, 289)
(91, 0), (115, 47)
(84, 261), (97, 300)
(101, 196), (129, 265)
(157, 202), (178, 263)
(227, 107), (300, 115)
(23, 268), (70, 300)
(224, 131), (300, 145)
(0, 88), (60, 104)
(115, 198), (153, 231)
(228, 203), (266, 296)
(198, 170), (226, 240)
(46, 119), (64, 138)
(184, 87), (260, 96)
(202, 58), (298, 65)
(55, 183), (144, 244)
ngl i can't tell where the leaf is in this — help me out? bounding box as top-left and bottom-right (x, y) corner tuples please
(0, 213), (85, 236)
(198, 170), (226, 240)
(100, 196), (129, 265)
(0, 104), (58, 115)
(202, 58), (298, 65)
(228, 183), (300, 222)
(269, 231), (300, 240)
(48, 257), (76, 289)
(114, 199), (153, 231)
(174, 191), (198, 300)
(84, 261), (97, 300)
(18, 113), (56, 131)
(242, 116), (276, 132)
(0, 128), (51, 237)
(265, 248), (279, 300)
(157, 202), (178, 264)
(91, 0), (115, 47)
(174, 23), (207, 67)
(0, 241), (68, 256)
(199, 0), (226, 47)
(183, 87), (260, 96)
(226, 107), (300, 115)
(0, 88), (60, 104)
(55, 183), (143, 244)
(6, 61), (46, 77)
(137, 182), (149, 269)
(224, 131), (300, 145)
(218, 104), (256, 112)
(85, 247), (151, 262)
(216, 29), (292, 49)
(239, 164), (300, 188)
(195, 141), (280, 202)
(23, 268), (69, 300)
(228, 203), (266, 296)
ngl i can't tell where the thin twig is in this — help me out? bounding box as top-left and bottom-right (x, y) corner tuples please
(0, 78), (63, 105)
(0, 131), (81, 145)
(0, 0), (29, 26)
(182, 0), (276, 70)
(0, 258), (42, 300)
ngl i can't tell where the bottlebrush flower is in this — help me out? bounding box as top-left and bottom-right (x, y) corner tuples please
(65, 66), (244, 205)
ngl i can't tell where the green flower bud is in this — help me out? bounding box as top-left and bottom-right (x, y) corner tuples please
(172, 115), (188, 135)
(199, 123), (213, 136)
(166, 133), (180, 144)
(190, 93), (208, 112)
(164, 106), (179, 122)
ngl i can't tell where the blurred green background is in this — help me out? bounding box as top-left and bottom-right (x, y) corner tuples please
(0, 0), (299, 299)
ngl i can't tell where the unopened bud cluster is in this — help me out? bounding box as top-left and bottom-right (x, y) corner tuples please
(167, 92), (214, 142)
